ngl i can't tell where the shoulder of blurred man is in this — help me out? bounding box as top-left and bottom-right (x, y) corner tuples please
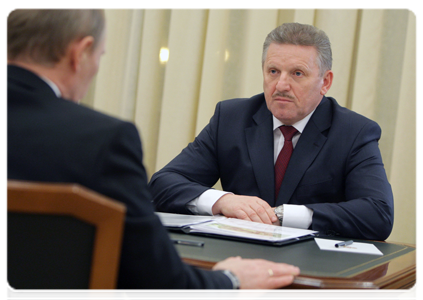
(7, 64), (145, 205)
(8, 64), (135, 133)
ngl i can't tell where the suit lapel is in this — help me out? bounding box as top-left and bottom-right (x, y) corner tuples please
(245, 101), (275, 204)
(275, 97), (332, 206)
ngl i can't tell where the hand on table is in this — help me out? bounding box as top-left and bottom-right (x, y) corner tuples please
(211, 194), (277, 225)
(213, 256), (300, 289)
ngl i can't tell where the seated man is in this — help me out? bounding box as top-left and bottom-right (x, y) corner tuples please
(7, 9), (300, 289)
(149, 22), (394, 241)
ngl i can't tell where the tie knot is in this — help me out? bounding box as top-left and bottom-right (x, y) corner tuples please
(279, 126), (298, 141)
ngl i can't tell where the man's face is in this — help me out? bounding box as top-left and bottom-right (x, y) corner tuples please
(262, 43), (333, 125)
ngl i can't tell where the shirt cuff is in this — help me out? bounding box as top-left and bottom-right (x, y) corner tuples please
(186, 189), (232, 215)
(282, 204), (313, 229)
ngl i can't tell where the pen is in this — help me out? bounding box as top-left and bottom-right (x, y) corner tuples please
(335, 240), (353, 248)
(172, 239), (204, 247)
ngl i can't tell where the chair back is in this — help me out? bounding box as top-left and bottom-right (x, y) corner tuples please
(8, 180), (126, 289)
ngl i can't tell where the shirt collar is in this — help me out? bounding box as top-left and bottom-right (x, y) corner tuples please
(39, 75), (62, 98)
(272, 110), (315, 133)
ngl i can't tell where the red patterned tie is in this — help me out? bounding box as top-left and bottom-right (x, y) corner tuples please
(275, 126), (298, 199)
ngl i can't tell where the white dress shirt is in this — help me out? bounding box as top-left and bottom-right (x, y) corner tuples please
(187, 111), (316, 229)
(40, 75), (62, 98)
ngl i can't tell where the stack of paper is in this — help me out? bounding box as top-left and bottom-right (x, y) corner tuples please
(156, 212), (318, 246)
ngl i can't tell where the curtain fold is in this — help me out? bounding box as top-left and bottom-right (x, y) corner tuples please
(133, 9), (171, 175)
(81, 9), (416, 244)
(155, 10), (209, 170)
(388, 11), (416, 244)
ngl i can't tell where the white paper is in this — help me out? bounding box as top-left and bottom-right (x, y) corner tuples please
(314, 238), (383, 256)
(187, 217), (318, 242)
(156, 212), (223, 227)
(157, 212), (317, 243)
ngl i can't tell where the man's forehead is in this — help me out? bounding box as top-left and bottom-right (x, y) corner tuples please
(267, 43), (317, 54)
(264, 43), (318, 65)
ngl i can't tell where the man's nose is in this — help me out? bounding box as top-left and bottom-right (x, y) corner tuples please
(275, 73), (291, 92)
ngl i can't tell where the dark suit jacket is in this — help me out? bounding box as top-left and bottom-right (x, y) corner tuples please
(7, 65), (232, 289)
(150, 93), (394, 240)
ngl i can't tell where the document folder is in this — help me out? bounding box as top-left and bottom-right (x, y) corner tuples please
(157, 212), (318, 246)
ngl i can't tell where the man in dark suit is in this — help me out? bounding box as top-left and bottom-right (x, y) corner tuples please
(7, 9), (300, 289)
(150, 23), (394, 241)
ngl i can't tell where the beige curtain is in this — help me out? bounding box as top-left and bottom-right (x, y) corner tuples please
(82, 9), (416, 245)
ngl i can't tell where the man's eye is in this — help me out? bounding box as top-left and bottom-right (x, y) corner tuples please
(294, 71), (303, 76)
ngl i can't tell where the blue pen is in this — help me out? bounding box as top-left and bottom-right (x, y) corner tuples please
(335, 240), (353, 248)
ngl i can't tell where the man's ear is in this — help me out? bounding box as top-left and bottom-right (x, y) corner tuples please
(320, 70), (333, 95)
(69, 36), (94, 72)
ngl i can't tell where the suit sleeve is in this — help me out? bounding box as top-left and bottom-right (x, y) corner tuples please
(149, 104), (222, 214)
(305, 121), (394, 240)
(93, 122), (232, 289)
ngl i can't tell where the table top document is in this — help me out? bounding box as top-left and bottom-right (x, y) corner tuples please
(156, 212), (318, 246)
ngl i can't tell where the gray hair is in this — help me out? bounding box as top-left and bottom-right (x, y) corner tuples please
(8, 9), (105, 65)
(262, 23), (332, 76)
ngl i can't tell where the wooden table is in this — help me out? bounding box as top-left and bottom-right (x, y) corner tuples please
(170, 232), (415, 289)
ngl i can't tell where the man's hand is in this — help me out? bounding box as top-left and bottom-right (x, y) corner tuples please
(212, 194), (277, 224)
(213, 256), (300, 289)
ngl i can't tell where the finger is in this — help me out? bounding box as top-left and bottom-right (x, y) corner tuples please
(238, 210), (263, 223)
(252, 259), (300, 276)
(237, 206), (273, 224)
(255, 200), (278, 224)
(246, 211), (265, 223)
(249, 204), (275, 225)
(267, 275), (296, 289)
(232, 208), (255, 222)
(266, 206), (278, 223)
(229, 203), (261, 222)
(271, 264), (300, 277)
(259, 202), (278, 224)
